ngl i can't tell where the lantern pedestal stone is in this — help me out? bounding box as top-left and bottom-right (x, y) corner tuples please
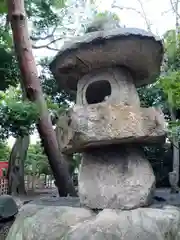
(79, 147), (155, 209)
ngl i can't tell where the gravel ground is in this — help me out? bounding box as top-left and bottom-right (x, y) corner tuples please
(12, 187), (180, 208)
(17, 188), (180, 208)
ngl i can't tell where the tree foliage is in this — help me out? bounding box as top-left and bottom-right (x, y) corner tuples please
(157, 29), (180, 143)
(25, 142), (51, 175)
(25, 142), (81, 176)
(0, 141), (10, 162)
(0, 48), (19, 91)
(0, 87), (39, 140)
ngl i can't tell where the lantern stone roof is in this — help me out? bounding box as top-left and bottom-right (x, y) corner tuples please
(49, 27), (164, 93)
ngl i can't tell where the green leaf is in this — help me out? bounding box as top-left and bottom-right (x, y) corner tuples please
(51, 0), (66, 8)
(1, 31), (13, 47)
(95, 11), (120, 21)
(159, 71), (180, 108)
(0, 0), (8, 14)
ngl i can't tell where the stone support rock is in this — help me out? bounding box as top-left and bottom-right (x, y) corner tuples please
(79, 147), (155, 209)
(7, 203), (180, 240)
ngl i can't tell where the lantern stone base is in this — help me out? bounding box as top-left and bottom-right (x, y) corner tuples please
(7, 201), (180, 240)
(78, 146), (155, 209)
(57, 103), (166, 154)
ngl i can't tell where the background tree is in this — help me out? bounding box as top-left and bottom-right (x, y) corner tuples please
(7, 0), (79, 196)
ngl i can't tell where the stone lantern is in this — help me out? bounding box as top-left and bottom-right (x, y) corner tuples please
(50, 27), (166, 210)
(7, 25), (180, 240)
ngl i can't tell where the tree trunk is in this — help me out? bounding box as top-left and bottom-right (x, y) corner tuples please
(44, 174), (47, 186)
(7, 138), (20, 195)
(7, 136), (29, 195)
(7, 80), (30, 196)
(31, 160), (36, 191)
(7, 0), (77, 197)
(168, 2), (180, 193)
(55, 126), (74, 177)
(169, 105), (179, 193)
(17, 74), (30, 195)
(168, 89), (180, 193)
(17, 135), (29, 194)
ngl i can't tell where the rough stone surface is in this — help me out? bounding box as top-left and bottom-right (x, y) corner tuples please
(6, 204), (180, 240)
(49, 27), (163, 92)
(66, 206), (180, 240)
(76, 67), (140, 106)
(6, 204), (94, 240)
(57, 103), (166, 154)
(12, 197), (24, 209)
(0, 195), (18, 219)
(78, 147), (155, 209)
(0, 219), (15, 240)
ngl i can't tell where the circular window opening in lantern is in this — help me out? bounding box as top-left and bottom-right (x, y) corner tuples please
(85, 80), (112, 104)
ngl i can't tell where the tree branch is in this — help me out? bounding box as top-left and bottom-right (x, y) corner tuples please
(47, 46), (59, 51)
(32, 36), (66, 49)
(112, 0), (152, 31)
(112, 5), (145, 19)
(170, 0), (180, 19)
(161, 7), (174, 16)
(30, 26), (58, 41)
(136, 0), (151, 31)
(32, 35), (75, 50)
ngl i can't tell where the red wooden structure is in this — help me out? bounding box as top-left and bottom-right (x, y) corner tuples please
(0, 162), (8, 177)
